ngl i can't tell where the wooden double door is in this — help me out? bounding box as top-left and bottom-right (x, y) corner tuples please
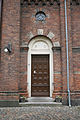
(31, 55), (50, 97)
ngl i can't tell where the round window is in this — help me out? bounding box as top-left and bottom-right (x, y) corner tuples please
(35, 11), (46, 21)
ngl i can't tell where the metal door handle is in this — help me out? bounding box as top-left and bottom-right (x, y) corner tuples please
(34, 70), (36, 74)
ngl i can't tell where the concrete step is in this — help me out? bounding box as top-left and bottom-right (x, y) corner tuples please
(19, 97), (63, 107)
(26, 97), (54, 102)
(19, 102), (62, 107)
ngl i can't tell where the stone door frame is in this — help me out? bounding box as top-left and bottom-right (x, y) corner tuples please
(27, 36), (53, 97)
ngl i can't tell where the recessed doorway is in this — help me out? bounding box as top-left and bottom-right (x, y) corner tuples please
(27, 36), (53, 97)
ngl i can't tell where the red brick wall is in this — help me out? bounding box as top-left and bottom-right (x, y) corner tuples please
(52, 49), (62, 98)
(20, 2), (61, 97)
(0, 0), (80, 102)
(71, 5), (80, 47)
(21, 4), (60, 43)
(71, 3), (80, 99)
(0, 0), (20, 101)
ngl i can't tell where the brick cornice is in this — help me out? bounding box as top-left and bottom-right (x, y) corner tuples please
(21, 0), (60, 6)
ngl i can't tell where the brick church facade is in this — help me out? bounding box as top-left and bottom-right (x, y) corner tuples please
(0, 0), (80, 106)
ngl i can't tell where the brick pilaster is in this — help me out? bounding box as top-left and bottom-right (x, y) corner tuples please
(67, 0), (74, 91)
(60, 0), (67, 97)
(0, 0), (20, 104)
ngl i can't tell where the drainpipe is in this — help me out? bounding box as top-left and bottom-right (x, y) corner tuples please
(64, 0), (71, 107)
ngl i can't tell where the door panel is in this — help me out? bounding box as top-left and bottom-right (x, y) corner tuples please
(31, 55), (50, 97)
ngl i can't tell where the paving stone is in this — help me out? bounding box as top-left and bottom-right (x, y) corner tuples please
(0, 106), (80, 120)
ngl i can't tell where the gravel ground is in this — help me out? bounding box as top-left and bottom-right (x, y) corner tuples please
(0, 106), (80, 120)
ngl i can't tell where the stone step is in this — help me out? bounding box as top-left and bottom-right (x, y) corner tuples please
(26, 97), (54, 102)
(19, 102), (62, 107)
(19, 97), (63, 107)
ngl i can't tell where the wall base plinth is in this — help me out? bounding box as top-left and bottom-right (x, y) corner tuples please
(62, 98), (80, 106)
(0, 100), (19, 107)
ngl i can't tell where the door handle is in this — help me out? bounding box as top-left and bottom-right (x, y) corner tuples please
(34, 70), (36, 74)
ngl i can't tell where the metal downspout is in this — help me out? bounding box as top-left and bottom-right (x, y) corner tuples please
(64, 0), (71, 107)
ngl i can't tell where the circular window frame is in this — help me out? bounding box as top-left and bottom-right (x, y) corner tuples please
(35, 11), (46, 21)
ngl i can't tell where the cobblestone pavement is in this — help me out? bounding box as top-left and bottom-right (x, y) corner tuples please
(0, 106), (80, 120)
